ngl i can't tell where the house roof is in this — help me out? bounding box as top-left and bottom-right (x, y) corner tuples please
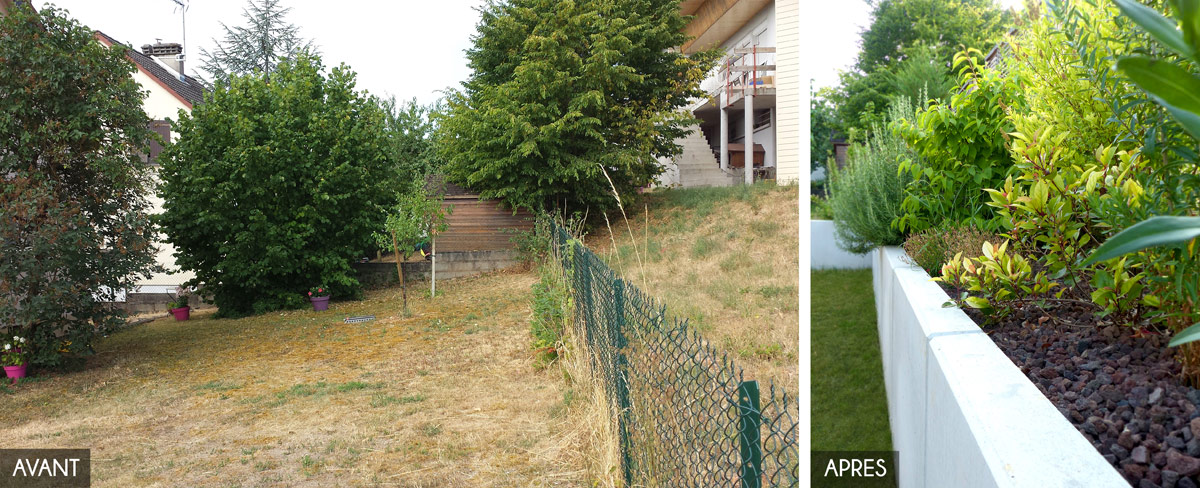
(94, 30), (204, 108)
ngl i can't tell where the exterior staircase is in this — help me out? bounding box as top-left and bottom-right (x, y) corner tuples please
(656, 126), (738, 188)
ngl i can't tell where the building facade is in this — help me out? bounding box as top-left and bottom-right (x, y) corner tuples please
(96, 32), (205, 312)
(658, 0), (799, 188)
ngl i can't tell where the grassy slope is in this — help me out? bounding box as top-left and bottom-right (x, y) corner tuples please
(589, 182), (799, 394)
(0, 271), (584, 487)
(810, 269), (892, 451)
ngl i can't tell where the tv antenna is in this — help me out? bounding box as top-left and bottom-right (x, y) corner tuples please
(166, 0), (189, 78)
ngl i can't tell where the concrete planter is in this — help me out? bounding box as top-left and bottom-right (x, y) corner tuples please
(872, 246), (1127, 488)
(811, 220), (872, 270)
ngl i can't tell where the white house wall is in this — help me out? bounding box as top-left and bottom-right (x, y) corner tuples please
(129, 68), (194, 291)
(774, 0), (799, 184)
(132, 69), (190, 122)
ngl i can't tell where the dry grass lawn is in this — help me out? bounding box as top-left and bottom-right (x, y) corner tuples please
(0, 270), (585, 487)
(588, 182), (799, 395)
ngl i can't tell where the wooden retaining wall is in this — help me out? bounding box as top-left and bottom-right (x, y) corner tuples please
(437, 189), (534, 253)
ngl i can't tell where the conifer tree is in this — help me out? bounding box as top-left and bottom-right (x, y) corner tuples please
(198, 0), (315, 85)
(437, 0), (719, 214)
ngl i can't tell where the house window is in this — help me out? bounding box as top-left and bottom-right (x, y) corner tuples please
(753, 109), (771, 131)
(146, 119), (171, 166)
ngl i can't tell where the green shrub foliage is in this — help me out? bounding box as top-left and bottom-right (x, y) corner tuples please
(893, 50), (1022, 233)
(829, 97), (917, 254)
(436, 0), (719, 215)
(159, 54), (399, 316)
(1081, 0), (1200, 356)
(0, 6), (160, 367)
(926, 0), (1200, 337)
(902, 226), (1001, 277)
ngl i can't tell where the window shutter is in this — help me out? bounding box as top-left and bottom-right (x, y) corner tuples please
(147, 120), (171, 166)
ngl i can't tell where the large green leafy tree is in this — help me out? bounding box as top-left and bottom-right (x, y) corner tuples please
(437, 0), (718, 214)
(810, 85), (841, 174)
(380, 96), (446, 185)
(858, 0), (1013, 73)
(159, 54), (399, 316)
(0, 6), (159, 367)
(835, 0), (1013, 131)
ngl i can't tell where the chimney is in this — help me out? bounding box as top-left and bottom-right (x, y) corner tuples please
(141, 40), (185, 80)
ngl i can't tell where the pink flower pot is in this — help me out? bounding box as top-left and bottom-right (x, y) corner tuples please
(4, 364), (27, 384)
(310, 295), (330, 311)
(170, 306), (191, 321)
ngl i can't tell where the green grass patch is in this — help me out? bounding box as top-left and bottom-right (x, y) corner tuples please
(690, 237), (721, 259)
(335, 381), (377, 392)
(757, 285), (795, 300)
(749, 219), (781, 237)
(650, 181), (777, 219)
(400, 394), (426, 404)
(369, 393), (400, 408)
(194, 380), (241, 393)
(270, 381), (383, 406)
(418, 423), (442, 437)
(737, 341), (783, 361)
(719, 254), (751, 272)
(811, 269), (892, 451)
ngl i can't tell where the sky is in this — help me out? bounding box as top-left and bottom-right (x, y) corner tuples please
(38, 0), (488, 107)
(805, 0), (1028, 92)
(41, 1), (1031, 106)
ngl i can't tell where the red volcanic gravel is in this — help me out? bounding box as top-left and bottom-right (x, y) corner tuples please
(948, 292), (1200, 488)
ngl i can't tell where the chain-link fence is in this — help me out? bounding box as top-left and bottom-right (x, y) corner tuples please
(552, 222), (799, 487)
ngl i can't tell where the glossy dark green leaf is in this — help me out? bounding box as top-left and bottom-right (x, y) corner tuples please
(1083, 216), (1200, 265)
(1116, 56), (1200, 138)
(1115, 0), (1195, 59)
(1170, 0), (1200, 54)
(1165, 103), (1200, 140)
(1169, 321), (1200, 347)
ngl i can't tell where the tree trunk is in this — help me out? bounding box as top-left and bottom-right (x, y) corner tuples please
(392, 230), (406, 309)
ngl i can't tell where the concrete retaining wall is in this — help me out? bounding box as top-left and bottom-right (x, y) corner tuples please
(351, 250), (522, 288)
(120, 293), (215, 314)
(811, 220), (872, 269)
(872, 246), (1126, 488)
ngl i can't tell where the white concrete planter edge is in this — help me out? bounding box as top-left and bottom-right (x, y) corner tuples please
(871, 246), (1127, 488)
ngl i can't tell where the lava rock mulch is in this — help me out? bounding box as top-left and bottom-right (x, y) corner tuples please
(958, 299), (1200, 488)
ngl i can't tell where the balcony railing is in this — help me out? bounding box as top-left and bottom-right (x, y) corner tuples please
(723, 46), (775, 102)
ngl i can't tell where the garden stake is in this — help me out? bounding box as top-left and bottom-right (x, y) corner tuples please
(431, 238), (436, 298)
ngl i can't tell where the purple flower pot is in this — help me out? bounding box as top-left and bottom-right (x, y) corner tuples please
(4, 364), (27, 384)
(310, 295), (330, 311)
(170, 307), (191, 321)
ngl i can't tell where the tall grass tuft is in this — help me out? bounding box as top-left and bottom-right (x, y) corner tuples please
(903, 225), (1002, 277)
(828, 96), (917, 254)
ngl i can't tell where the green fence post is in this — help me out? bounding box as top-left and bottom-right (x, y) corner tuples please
(738, 380), (762, 488)
(612, 278), (634, 487)
(574, 243), (589, 340)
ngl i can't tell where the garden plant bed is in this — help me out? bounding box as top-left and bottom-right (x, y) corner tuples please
(951, 291), (1200, 488)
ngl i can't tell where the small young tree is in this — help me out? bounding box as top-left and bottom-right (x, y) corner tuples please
(160, 53), (400, 316)
(0, 6), (160, 367)
(375, 188), (450, 309)
(197, 0), (316, 86)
